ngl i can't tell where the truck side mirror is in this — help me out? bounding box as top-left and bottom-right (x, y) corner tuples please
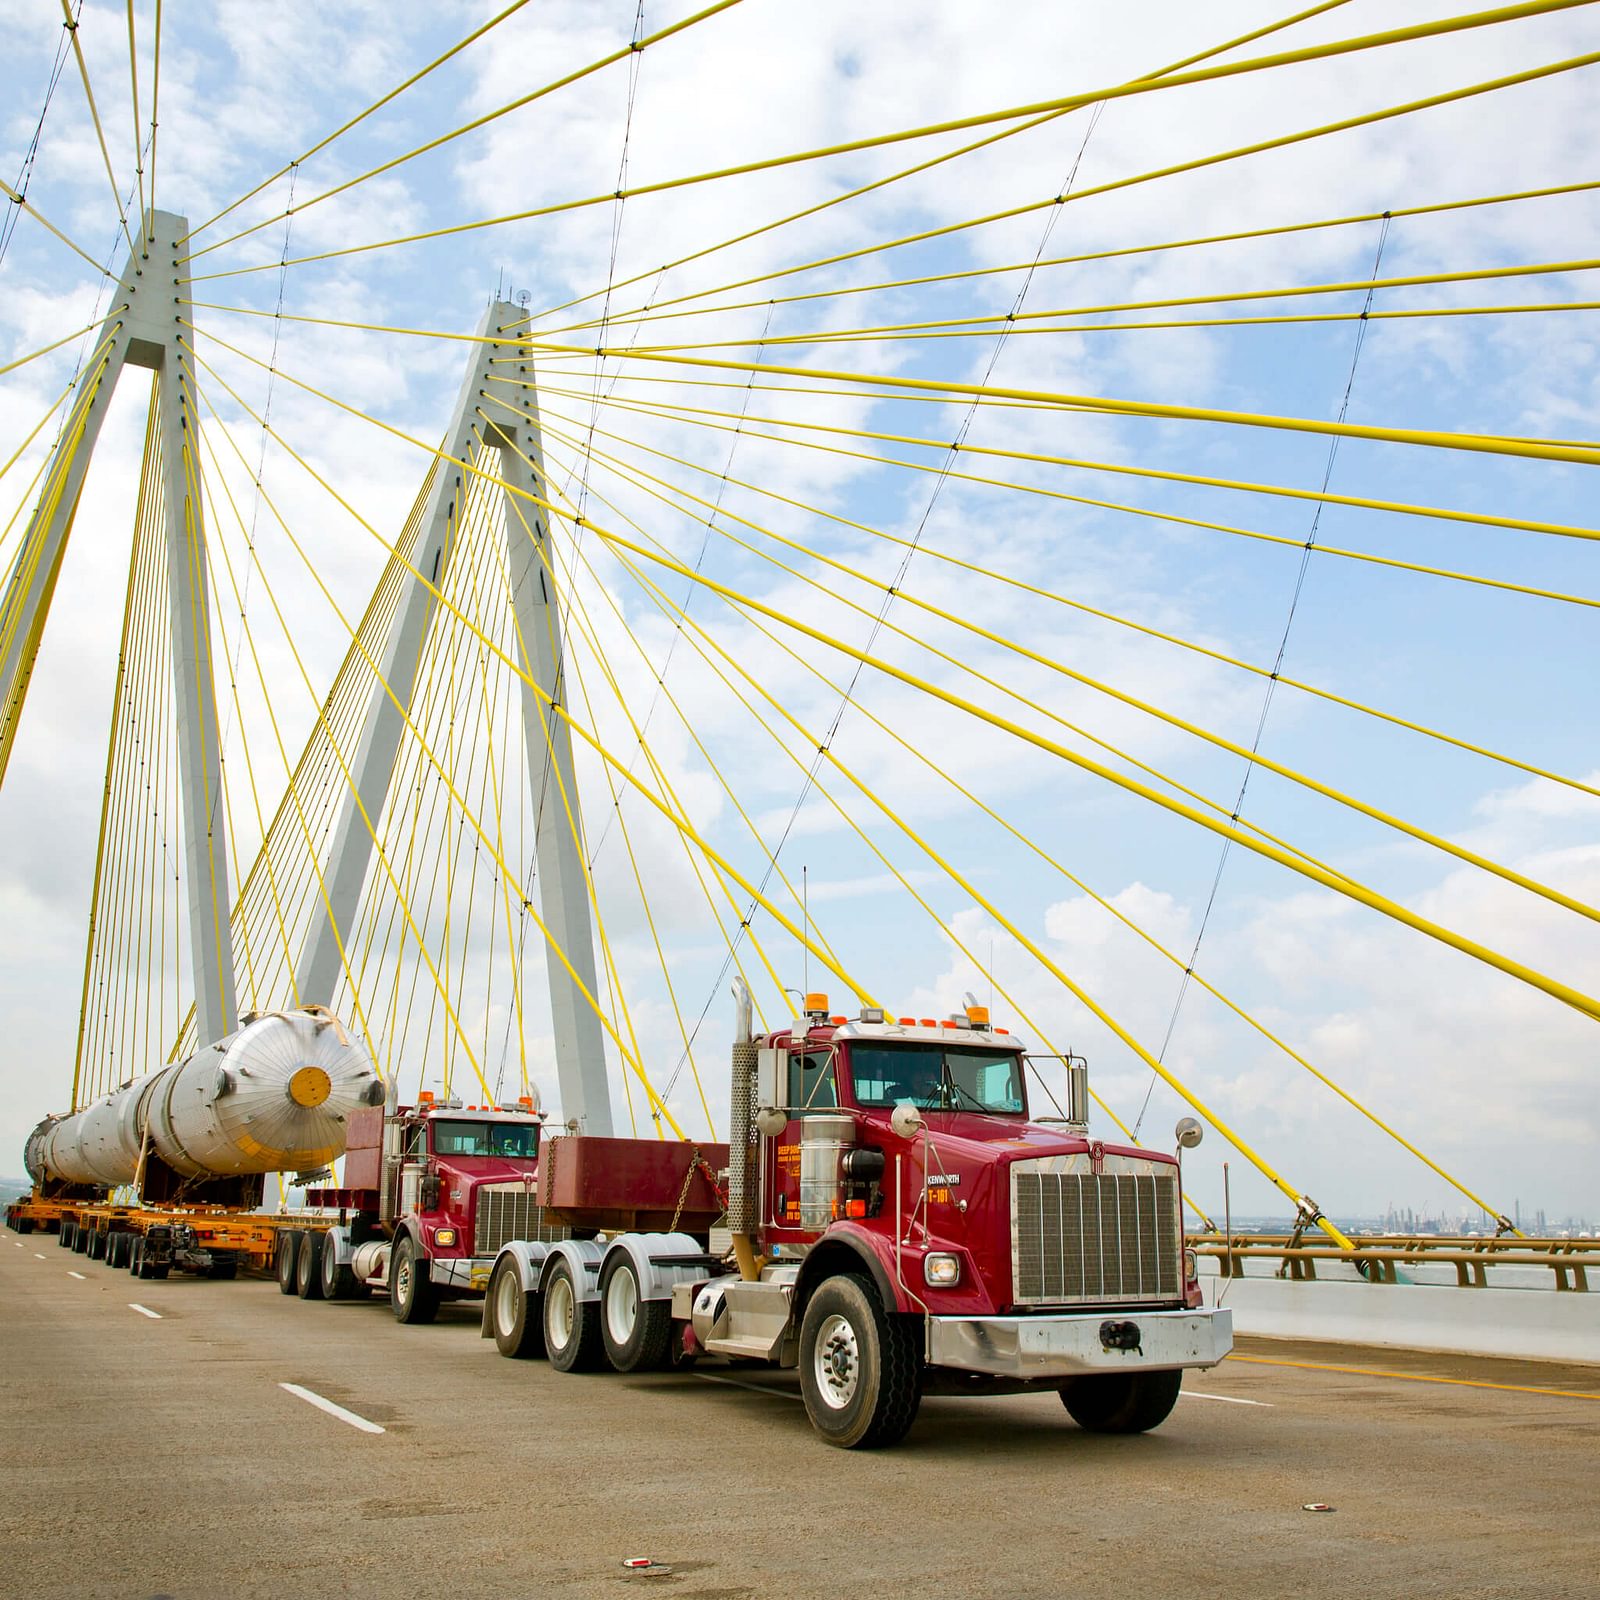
(1175, 1117), (1204, 1150)
(754, 1106), (789, 1138)
(890, 1103), (925, 1140)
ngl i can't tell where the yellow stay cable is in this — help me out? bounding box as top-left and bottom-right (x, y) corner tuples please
(57, 0), (135, 256)
(185, 0), (747, 263)
(550, 179), (1600, 340)
(534, 382), (1600, 803)
(187, 2), (1597, 283)
(581, 481), (1345, 1241)
(185, 345), (878, 1032)
(597, 494), (1516, 1231)
(512, 36), (1600, 340)
(190, 363), (688, 1126)
(482, 404), (816, 1001)
(123, 0), (143, 225)
(183, 0), (538, 243)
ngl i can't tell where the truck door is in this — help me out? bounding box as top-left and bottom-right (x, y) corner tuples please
(768, 1049), (837, 1230)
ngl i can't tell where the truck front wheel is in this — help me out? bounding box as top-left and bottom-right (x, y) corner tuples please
(390, 1235), (440, 1324)
(1060, 1369), (1182, 1434)
(542, 1259), (603, 1372)
(489, 1257), (546, 1359)
(599, 1254), (672, 1373)
(798, 1274), (921, 1449)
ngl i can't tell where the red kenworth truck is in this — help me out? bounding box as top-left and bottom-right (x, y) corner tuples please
(483, 982), (1231, 1448)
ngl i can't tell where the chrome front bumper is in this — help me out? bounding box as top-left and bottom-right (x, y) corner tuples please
(927, 1307), (1232, 1379)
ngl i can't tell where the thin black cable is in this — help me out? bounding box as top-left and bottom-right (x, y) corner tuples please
(1131, 212), (1392, 1138)
(661, 106), (1109, 1099)
(0, 4), (80, 270)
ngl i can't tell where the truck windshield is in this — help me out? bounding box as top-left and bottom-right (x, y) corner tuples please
(848, 1044), (1025, 1115)
(431, 1120), (538, 1158)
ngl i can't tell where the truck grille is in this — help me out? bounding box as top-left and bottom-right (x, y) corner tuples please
(1011, 1158), (1181, 1306)
(474, 1184), (567, 1256)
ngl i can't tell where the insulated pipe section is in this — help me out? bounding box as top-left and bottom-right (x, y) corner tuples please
(25, 1008), (382, 1190)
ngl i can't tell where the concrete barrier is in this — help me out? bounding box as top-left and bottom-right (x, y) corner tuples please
(1200, 1269), (1600, 1364)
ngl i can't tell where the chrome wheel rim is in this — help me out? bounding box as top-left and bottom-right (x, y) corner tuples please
(814, 1312), (859, 1410)
(548, 1272), (575, 1346)
(604, 1267), (638, 1346)
(495, 1268), (520, 1335)
(396, 1255), (412, 1301)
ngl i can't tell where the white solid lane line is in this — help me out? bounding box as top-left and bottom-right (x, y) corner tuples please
(129, 1304), (162, 1319)
(279, 1382), (386, 1435)
(67, 1270), (86, 1280)
(1181, 1389), (1271, 1407)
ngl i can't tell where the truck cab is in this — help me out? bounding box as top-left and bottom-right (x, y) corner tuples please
(309, 1092), (561, 1321)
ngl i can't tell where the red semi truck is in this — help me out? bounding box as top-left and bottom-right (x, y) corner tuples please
(482, 983), (1231, 1448)
(276, 1086), (723, 1318)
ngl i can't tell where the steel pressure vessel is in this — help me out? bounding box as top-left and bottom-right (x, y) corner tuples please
(24, 1007), (383, 1190)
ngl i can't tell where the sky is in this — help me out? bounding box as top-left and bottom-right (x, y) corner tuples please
(0, 0), (1597, 1225)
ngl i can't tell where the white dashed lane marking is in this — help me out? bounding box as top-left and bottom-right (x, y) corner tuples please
(1181, 1389), (1271, 1407)
(67, 1270), (86, 1280)
(34, 1253), (46, 1259)
(129, 1304), (162, 1320)
(278, 1383), (385, 1435)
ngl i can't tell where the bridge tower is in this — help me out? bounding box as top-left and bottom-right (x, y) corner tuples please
(0, 210), (237, 1051)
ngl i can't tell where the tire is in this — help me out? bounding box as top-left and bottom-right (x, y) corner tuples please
(1060, 1369), (1183, 1434)
(207, 1255), (238, 1281)
(390, 1235), (439, 1325)
(489, 1256), (546, 1360)
(319, 1236), (358, 1301)
(599, 1254), (672, 1373)
(150, 1260), (170, 1281)
(276, 1232), (300, 1295)
(73, 1222), (90, 1254)
(127, 1237), (143, 1275)
(542, 1258), (603, 1372)
(58, 1218), (75, 1249)
(798, 1274), (922, 1449)
(107, 1233), (128, 1269)
(86, 1228), (106, 1261)
(296, 1232), (326, 1300)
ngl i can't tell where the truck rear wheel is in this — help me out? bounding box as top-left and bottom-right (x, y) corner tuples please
(390, 1235), (439, 1325)
(542, 1258), (603, 1372)
(296, 1233), (326, 1299)
(1060, 1369), (1183, 1434)
(798, 1274), (922, 1449)
(58, 1218), (74, 1248)
(276, 1232), (300, 1294)
(107, 1232), (129, 1269)
(319, 1237), (358, 1300)
(599, 1254), (672, 1373)
(489, 1257), (545, 1359)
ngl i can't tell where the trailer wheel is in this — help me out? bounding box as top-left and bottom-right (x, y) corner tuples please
(107, 1233), (128, 1269)
(207, 1255), (238, 1281)
(542, 1258), (603, 1372)
(319, 1237), (358, 1301)
(276, 1232), (300, 1295)
(798, 1274), (922, 1450)
(72, 1221), (90, 1254)
(390, 1235), (439, 1325)
(1060, 1369), (1183, 1434)
(58, 1218), (75, 1249)
(599, 1254), (672, 1373)
(127, 1237), (143, 1274)
(296, 1232), (326, 1300)
(489, 1257), (546, 1359)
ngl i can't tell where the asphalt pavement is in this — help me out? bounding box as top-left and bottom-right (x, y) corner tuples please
(4, 1230), (1598, 1599)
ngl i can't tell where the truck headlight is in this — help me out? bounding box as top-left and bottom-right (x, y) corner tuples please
(923, 1253), (961, 1287)
(434, 1228), (457, 1248)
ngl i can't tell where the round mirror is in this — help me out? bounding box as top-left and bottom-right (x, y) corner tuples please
(890, 1103), (926, 1140)
(1175, 1116), (1204, 1150)
(754, 1105), (789, 1138)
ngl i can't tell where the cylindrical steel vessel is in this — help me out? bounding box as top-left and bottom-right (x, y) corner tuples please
(24, 1008), (382, 1190)
(798, 1113), (856, 1229)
